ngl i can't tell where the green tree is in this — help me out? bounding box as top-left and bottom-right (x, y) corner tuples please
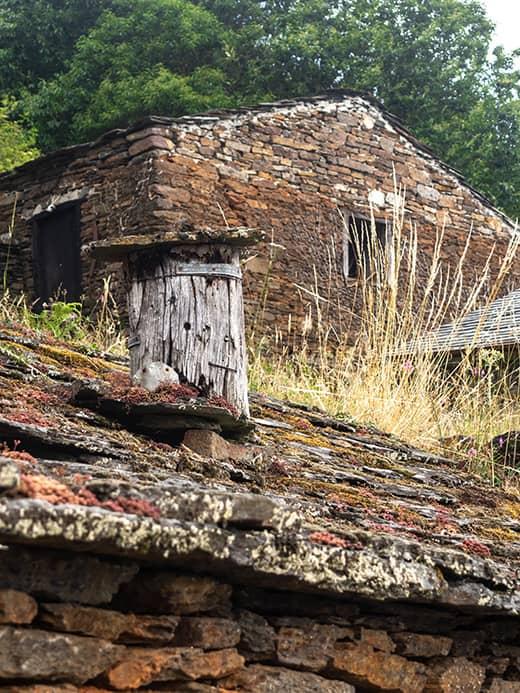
(0, 100), (39, 173)
(25, 0), (235, 149)
(0, 0), (114, 93)
(5, 0), (520, 218)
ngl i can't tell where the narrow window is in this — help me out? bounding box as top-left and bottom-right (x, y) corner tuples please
(343, 215), (388, 279)
(32, 204), (81, 308)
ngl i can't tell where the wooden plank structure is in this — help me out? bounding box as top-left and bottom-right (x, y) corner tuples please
(90, 226), (263, 418)
(406, 289), (520, 353)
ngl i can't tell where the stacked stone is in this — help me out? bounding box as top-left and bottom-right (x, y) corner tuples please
(0, 544), (519, 691)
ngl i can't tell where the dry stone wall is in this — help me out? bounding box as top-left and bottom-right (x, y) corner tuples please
(0, 544), (519, 691)
(0, 135), (156, 313)
(0, 94), (516, 347)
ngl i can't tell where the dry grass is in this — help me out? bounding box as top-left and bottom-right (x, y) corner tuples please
(249, 192), (520, 485)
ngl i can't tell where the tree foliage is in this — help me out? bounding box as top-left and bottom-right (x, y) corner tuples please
(0, 100), (39, 173)
(0, 0), (519, 218)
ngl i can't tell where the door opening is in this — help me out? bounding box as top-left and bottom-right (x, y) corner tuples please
(32, 204), (81, 309)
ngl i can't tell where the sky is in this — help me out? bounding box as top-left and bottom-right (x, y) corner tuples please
(480, 0), (519, 56)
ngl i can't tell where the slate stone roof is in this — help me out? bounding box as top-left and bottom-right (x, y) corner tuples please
(410, 289), (520, 352)
(0, 326), (519, 616)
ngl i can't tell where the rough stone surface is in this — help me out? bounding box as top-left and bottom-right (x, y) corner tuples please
(488, 681), (520, 692)
(182, 429), (248, 461)
(224, 664), (356, 691)
(360, 627), (396, 653)
(331, 641), (427, 692)
(236, 610), (276, 661)
(424, 657), (486, 692)
(40, 603), (180, 643)
(276, 621), (352, 670)
(173, 617), (241, 649)
(0, 500), (518, 615)
(0, 626), (123, 684)
(0, 546), (138, 605)
(105, 647), (244, 689)
(0, 589), (37, 624)
(394, 632), (453, 658)
(133, 361), (180, 392)
(115, 571), (232, 615)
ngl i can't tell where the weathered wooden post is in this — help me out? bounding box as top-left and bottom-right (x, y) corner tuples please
(90, 226), (262, 418)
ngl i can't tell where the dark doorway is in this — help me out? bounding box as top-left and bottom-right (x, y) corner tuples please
(32, 204), (81, 308)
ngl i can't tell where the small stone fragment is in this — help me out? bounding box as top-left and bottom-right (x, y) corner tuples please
(394, 632), (453, 658)
(115, 571), (232, 614)
(106, 647), (244, 689)
(40, 603), (179, 643)
(0, 626), (124, 685)
(360, 627), (396, 653)
(425, 657), (486, 692)
(173, 617), (241, 649)
(0, 589), (38, 624)
(332, 641), (427, 692)
(183, 429), (247, 461)
(133, 361), (179, 392)
(237, 610), (276, 661)
(223, 664), (356, 692)
(277, 621), (352, 671)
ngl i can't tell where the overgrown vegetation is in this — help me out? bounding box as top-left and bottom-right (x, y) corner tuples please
(0, 0), (519, 218)
(249, 197), (520, 486)
(0, 278), (126, 356)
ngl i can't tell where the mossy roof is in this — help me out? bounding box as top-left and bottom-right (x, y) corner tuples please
(0, 325), (518, 614)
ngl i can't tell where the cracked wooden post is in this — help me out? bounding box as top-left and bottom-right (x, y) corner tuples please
(90, 226), (263, 418)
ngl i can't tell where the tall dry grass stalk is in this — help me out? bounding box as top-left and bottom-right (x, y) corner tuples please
(249, 191), (520, 485)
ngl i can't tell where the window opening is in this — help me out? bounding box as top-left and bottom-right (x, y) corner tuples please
(344, 215), (388, 279)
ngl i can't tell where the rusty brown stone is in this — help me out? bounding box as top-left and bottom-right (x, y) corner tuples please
(360, 627), (396, 653)
(115, 571), (232, 615)
(173, 617), (241, 649)
(105, 647), (244, 689)
(182, 429), (248, 461)
(424, 657), (486, 692)
(331, 641), (427, 692)
(0, 626), (124, 685)
(223, 664), (356, 691)
(40, 603), (179, 643)
(0, 589), (37, 624)
(394, 632), (453, 658)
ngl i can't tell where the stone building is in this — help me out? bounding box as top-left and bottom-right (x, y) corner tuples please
(0, 325), (519, 691)
(0, 91), (517, 347)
